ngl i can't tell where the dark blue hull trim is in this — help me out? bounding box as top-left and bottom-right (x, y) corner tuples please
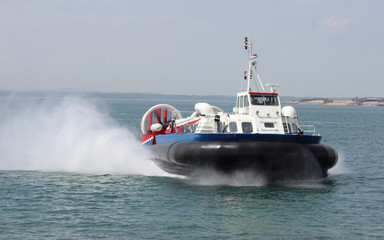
(148, 139), (338, 181)
(153, 133), (322, 145)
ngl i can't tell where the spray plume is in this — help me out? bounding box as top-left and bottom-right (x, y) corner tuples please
(0, 96), (166, 176)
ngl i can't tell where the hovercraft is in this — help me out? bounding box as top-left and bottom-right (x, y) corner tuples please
(140, 38), (338, 181)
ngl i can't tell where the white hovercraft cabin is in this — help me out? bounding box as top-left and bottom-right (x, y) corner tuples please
(141, 37), (316, 140)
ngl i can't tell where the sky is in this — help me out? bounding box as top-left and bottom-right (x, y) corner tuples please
(0, 0), (383, 98)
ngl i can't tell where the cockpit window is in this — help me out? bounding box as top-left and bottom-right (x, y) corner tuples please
(229, 122), (238, 133)
(244, 95), (249, 107)
(250, 94), (279, 106)
(241, 122), (253, 133)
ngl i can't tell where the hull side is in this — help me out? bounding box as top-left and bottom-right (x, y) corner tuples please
(149, 141), (338, 181)
(153, 133), (322, 145)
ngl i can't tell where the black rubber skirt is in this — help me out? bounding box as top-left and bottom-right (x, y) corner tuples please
(149, 141), (338, 181)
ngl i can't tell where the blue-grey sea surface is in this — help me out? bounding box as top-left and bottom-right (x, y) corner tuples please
(0, 93), (383, 239)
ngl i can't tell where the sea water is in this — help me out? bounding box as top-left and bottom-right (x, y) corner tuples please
(0, 93), (383, 239)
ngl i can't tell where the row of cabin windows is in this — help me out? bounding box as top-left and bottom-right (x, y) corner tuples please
(229, 122), (252, 133)
(236, 95), (249, 108)
(229, 122), (300, 134)
(250, 94), (279, 106)
(229, 122), (275, 133)
(177, 121), (279, 134)
(236, 94), (279, 108)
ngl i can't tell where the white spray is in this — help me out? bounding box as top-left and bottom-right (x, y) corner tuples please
(190, 168), (267, 186)
(328, 150), (350, 175)
(0, 96), (166, 176)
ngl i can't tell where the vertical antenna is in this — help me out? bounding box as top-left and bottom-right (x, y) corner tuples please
(245, 37), (253, 91)
(244, 37), (252, 57)
(244, 37), (264, 92)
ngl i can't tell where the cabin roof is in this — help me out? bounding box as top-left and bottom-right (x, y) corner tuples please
(249, 92), (278, 96)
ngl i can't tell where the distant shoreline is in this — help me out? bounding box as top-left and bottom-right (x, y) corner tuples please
(1, 90), (383, 106)
(282, 100), (384, 107)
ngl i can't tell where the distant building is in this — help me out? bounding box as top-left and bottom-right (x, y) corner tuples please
(362, 97), (382, 102)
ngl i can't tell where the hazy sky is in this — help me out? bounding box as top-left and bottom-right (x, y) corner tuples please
(0, 0), (383, 97)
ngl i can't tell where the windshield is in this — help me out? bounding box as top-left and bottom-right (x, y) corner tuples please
(250, 94), (279, 106)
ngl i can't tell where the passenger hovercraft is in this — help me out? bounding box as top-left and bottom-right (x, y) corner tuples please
(140, 38), (338, 181)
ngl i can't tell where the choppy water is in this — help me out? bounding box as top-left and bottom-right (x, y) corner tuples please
(1, 94), (384, 239)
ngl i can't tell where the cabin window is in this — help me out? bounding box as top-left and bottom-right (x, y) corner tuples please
(250, 95), (264, 105)
(236, 97), (239, 108)
(250, 94), (279, 106)
(229, 122), (238, 133)
(265, 95), (278, 105)
(244, 95), (249, 107)
(240, 96), (244, 107)
(264, 122), (274, 128)
(241, 122), (253, 133)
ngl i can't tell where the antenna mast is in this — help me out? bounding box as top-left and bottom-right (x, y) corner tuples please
(244, 37), (265, 92)
(244, 37), (252, 56)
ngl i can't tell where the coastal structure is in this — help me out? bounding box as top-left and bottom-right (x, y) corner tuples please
(283, 97), (384, 106)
